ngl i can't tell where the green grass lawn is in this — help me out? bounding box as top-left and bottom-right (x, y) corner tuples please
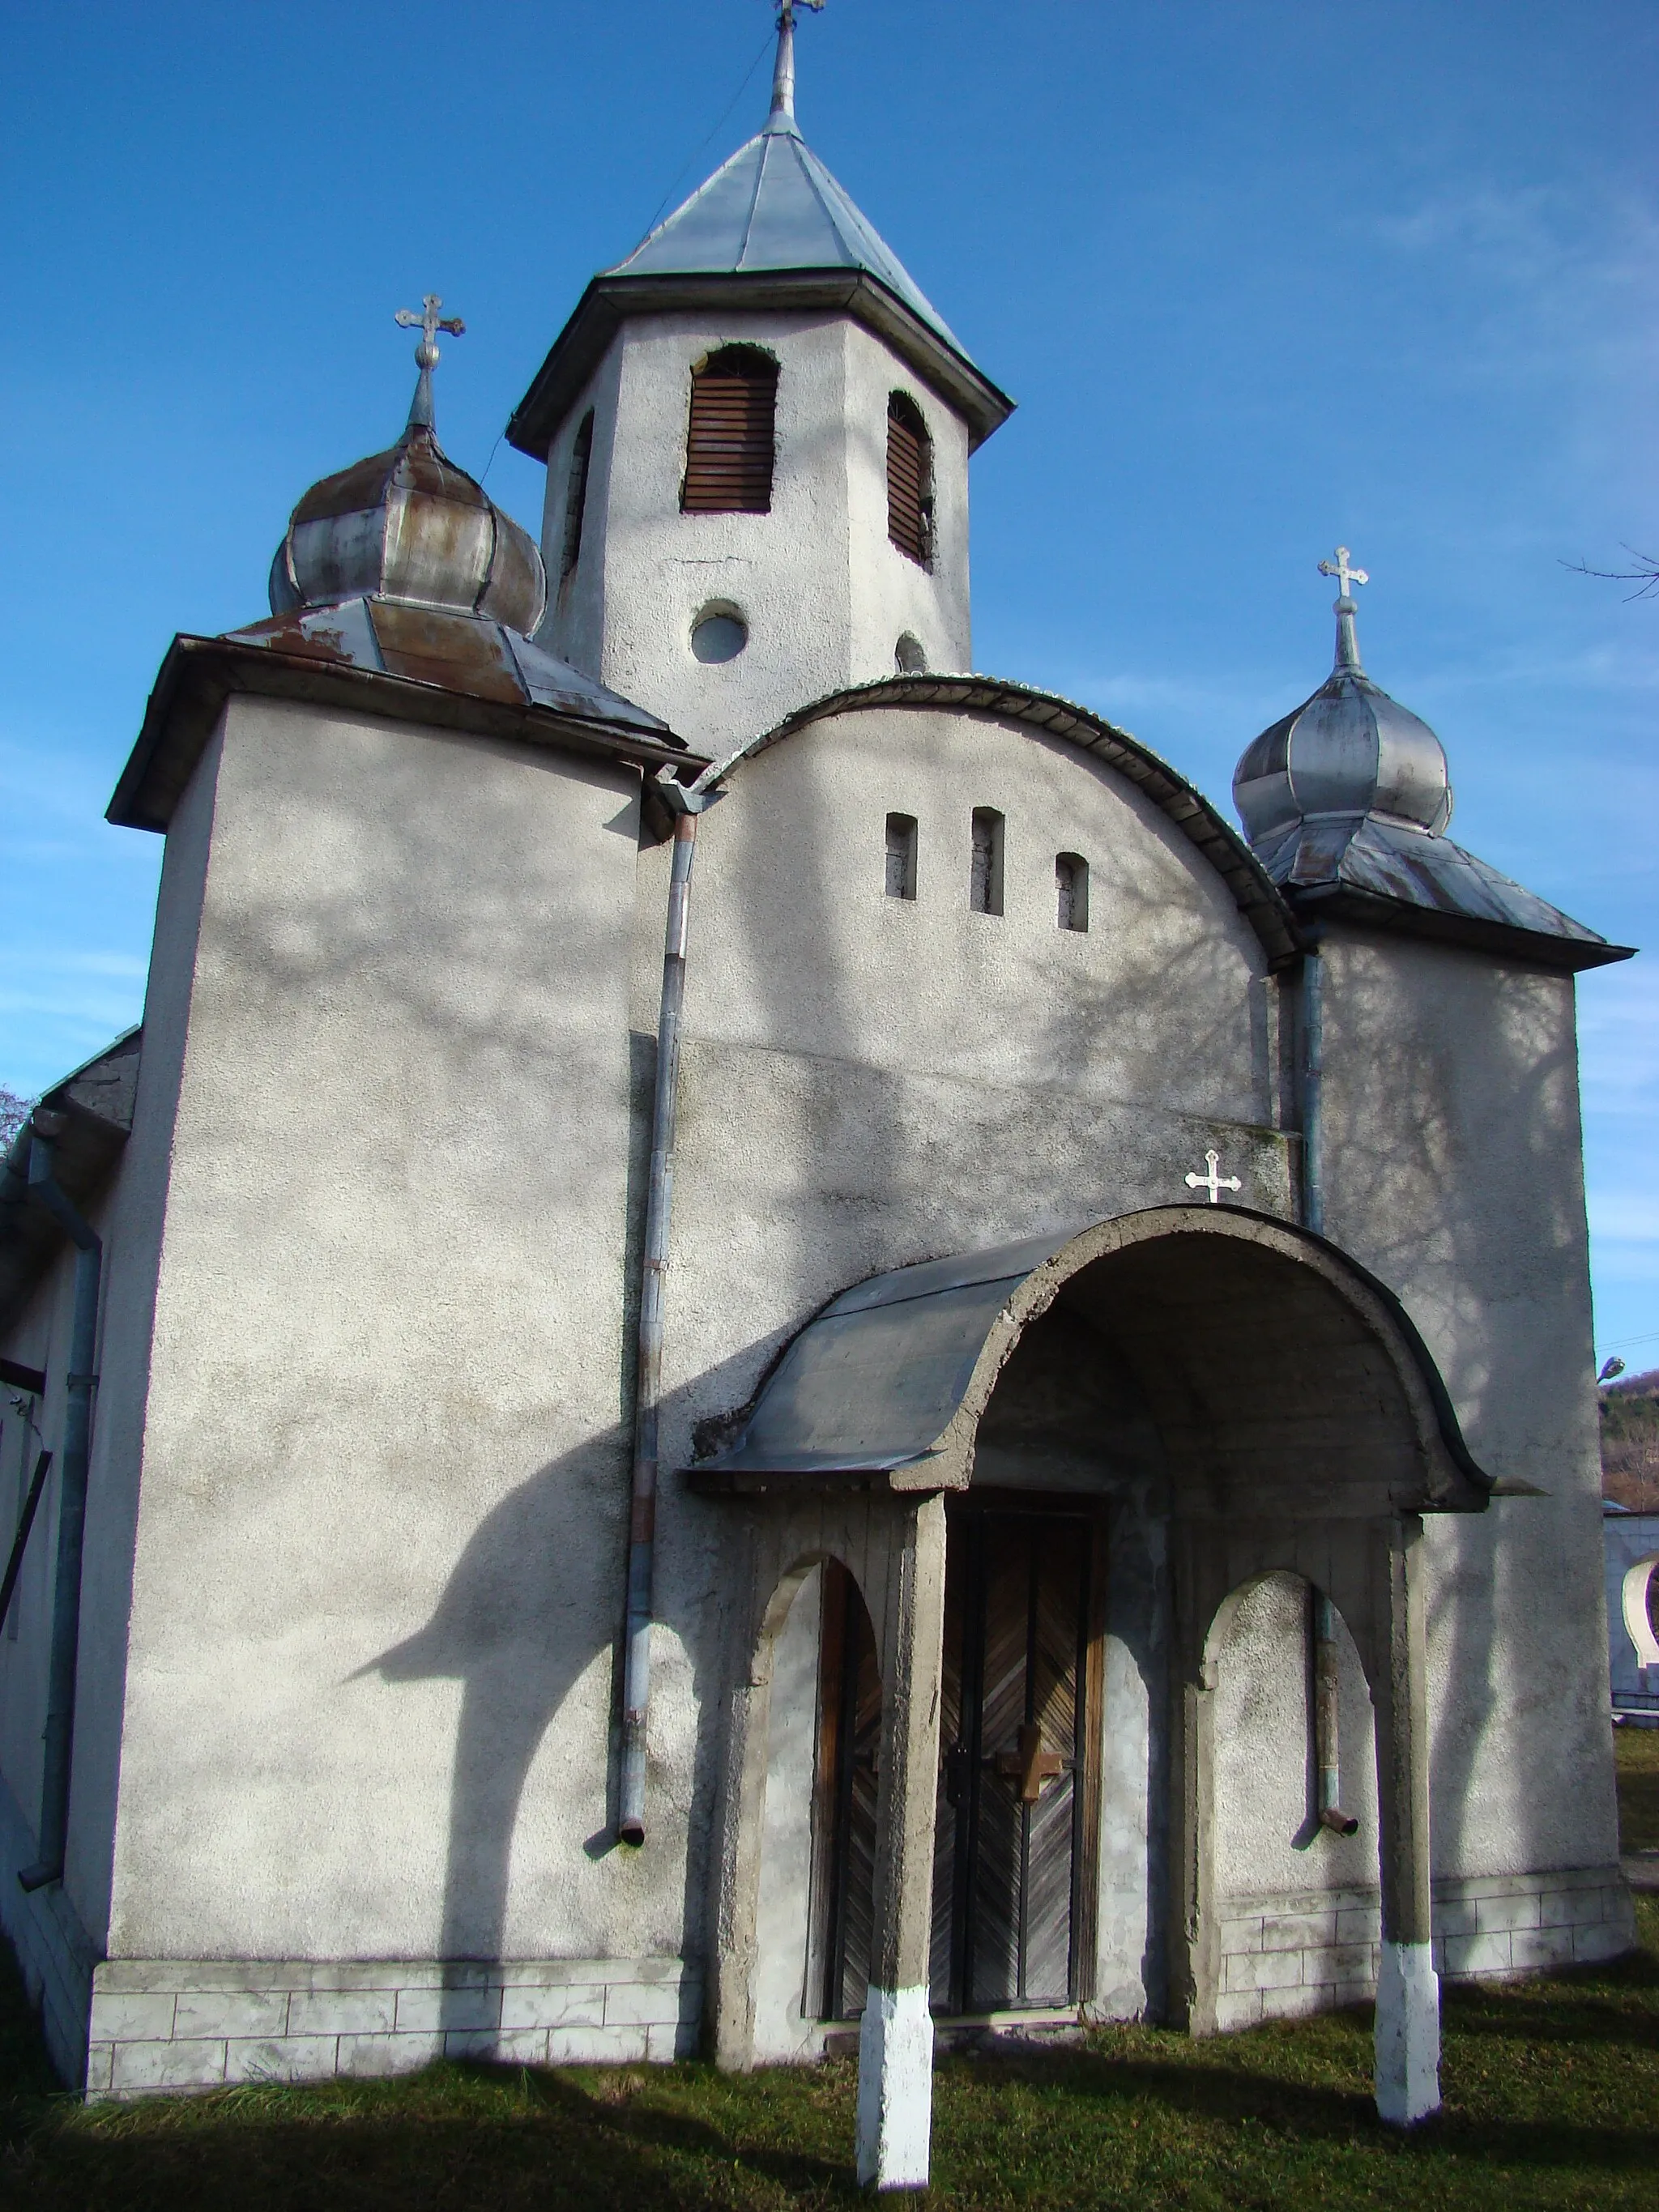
(0, 1750), (1653, 2210)
(1616, 1724), (1659, 1854)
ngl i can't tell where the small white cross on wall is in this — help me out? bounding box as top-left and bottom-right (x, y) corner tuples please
(1186, 1149), (1242, 1204)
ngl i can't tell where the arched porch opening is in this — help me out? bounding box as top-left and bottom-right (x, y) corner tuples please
(697, 1207), (1487, 2169)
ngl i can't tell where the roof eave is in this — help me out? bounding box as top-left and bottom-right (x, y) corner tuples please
(0, 1028), (142, 1338)
(1290, 882), (1636, 973)
(108, 634), (709, 836)
(506, 270), (1015, 461)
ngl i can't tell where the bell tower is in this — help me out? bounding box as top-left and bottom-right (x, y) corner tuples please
(505, 4), (1013, 753)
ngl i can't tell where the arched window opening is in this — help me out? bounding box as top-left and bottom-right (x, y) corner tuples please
(1056, 853), (1089, 932)
(886, 393), (933, 568)
(559, 410), (595, 586)
(970, 808), (1004, 916)
(894, 631), (928, 675)
(885, 813), (918, 900)
(682, 347), (778, 514)
(813, 1558), (881, 2020)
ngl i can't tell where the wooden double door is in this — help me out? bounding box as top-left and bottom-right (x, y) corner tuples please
(816, 1499), (1103, 2020)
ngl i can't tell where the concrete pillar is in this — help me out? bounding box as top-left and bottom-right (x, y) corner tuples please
(1371, 1514), (1440, 2125)
(706, 1523), (770, 2073)
(855, 1494), (948, 2191)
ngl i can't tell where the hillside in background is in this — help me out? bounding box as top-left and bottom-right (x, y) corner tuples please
(1601, 1369), (1659, 1512)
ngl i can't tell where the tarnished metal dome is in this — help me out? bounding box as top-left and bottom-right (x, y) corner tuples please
(1234, 552), (1451, 847)
(269, 301), (547, 634)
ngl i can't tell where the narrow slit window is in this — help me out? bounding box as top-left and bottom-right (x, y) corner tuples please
(885, 813), (918, 900)
(886, 393), (933, 567)
(1056, 853), (1089, 932)
(969, 808), (1004, 916)
(559, 410), (595, 585)
(682, 347), (778, 514)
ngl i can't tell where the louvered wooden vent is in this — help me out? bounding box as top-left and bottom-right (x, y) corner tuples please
(560, 410), (595, 582)
(886, 393), (933, 567)
(682, 348), (778, 514)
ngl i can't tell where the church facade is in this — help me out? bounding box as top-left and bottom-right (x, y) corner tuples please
(0, 14), (1636, 2186)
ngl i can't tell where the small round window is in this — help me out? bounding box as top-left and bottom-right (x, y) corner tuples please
(691, 607), (748, 663)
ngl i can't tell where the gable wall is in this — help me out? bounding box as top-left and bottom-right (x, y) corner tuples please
(100, 694), (676, 1979)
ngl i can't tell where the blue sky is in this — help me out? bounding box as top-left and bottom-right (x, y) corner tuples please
(4, 1), (1655, 1365)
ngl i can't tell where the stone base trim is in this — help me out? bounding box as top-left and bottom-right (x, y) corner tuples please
(86, 1956), (702, 2099)
(1216, 1865), (1635, 2031)
(0, 1770), (98, 2087)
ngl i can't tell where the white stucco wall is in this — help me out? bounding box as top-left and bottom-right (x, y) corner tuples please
(631, 698), (1293, 2011)
(638, 701), (1286, 1430)
(752, 1566), (823, 2061)
(17, 660), (1614, 2061)
(100, 694), (680, 1968)
(537, 313), (973, 751)
(1213, 1572), (1380, 1900)
(1317, 931), (1618, 1883)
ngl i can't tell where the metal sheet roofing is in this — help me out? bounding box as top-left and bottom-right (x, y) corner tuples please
(608, 126), (974, 369)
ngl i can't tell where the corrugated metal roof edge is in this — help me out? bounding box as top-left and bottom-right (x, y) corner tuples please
(699, 674), (1308, 972)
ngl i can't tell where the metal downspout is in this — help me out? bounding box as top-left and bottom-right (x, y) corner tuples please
(1312, 1590), (1358, 1836)
(18, 1115), (102, 1892)
(620, 778), (714, 1846)
(1301, 934), (1324, 1236)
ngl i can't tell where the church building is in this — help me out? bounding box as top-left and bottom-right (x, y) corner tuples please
(0, 9), (1636, 2188)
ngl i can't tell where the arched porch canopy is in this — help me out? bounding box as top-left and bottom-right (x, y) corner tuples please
(691, 1206), (1493, 1519)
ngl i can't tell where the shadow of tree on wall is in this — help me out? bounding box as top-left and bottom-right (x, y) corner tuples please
(1321, 946), (1608, 1892)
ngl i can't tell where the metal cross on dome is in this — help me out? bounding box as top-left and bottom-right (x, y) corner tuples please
(1186, 1149), (1242, 1204)
(394, 294), (465, 367)
(1319, 545), (1369, 601)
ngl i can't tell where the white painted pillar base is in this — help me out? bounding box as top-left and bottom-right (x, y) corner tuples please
(1374, 1939), (1440, 2125)
(855, 1984), (934, 2189)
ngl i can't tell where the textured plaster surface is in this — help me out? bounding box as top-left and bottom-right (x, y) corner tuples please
(99, 695), (684, 1966)
(1214, 1573), (1380, 1901)
(1318, 934), (1618, 1881)
(753, 1567), (823, 2061)
(537, 313), (973, 751)
(0, 639), (1623, 2061)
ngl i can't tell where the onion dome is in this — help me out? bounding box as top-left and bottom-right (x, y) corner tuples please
(213, 298), (672, 749)
(269, 298), (547, 635)
(1231, 550), (1625, 970)
(1234, 550), (1452, 848)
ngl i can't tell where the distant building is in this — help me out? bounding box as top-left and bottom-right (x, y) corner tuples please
(1606, 1506), (1659, 1722)
(0, 8), (1638, 2184)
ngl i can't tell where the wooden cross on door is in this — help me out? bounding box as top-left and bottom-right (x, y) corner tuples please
(996, 1721), (1064, 1805)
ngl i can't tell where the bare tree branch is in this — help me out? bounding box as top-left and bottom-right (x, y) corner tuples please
(0, 1087), (36, 1150)
(1563, 544), (1659, 601)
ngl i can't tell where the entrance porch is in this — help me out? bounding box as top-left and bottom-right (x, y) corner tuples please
(693, 1207), (1494, 2186)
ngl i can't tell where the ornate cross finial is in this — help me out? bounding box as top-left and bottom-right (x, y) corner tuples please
(1318, 545), (1369, 674)
(1319, 546), (1368, 603)
(1185, 1149), (1242, 1204)
(766, 0), (824, 135)
(394, 295), (465, 431)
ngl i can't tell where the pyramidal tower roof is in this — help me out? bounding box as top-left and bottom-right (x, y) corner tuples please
(608, 101), (970, 364)
(508, 6), (1011, 458)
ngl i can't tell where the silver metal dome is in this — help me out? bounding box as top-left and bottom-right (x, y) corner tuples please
(269, 305), (547, 635)
(1234, 560), (1451, 847)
